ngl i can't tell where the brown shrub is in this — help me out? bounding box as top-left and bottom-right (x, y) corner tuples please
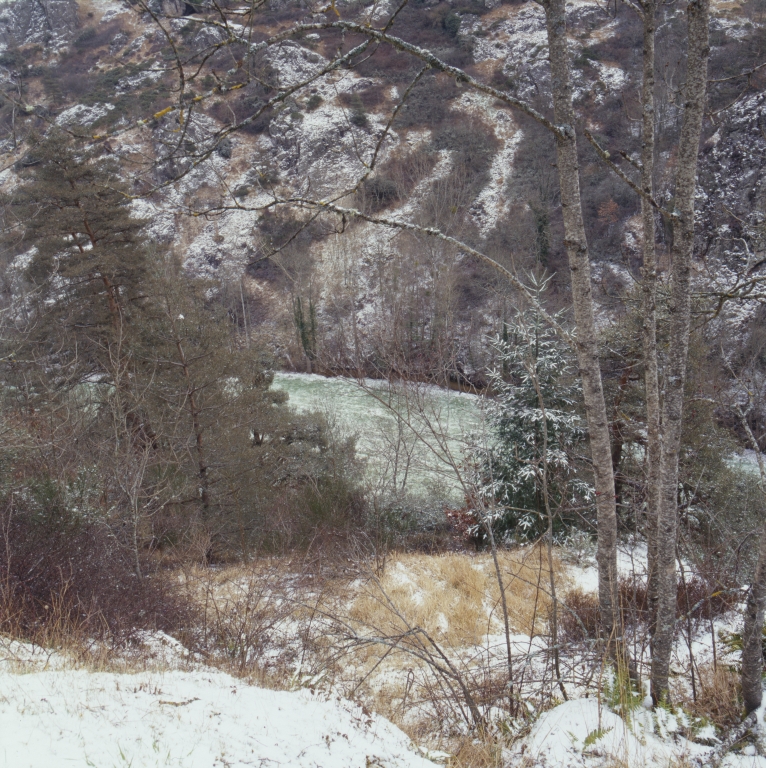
(558, 587), (601, 643)
(0, 495), (191, 645)
(686, 663), (743, 730)
(338, 86), (386, 110)
(359, 147), (438, 214)
(558, 574), (738, 644)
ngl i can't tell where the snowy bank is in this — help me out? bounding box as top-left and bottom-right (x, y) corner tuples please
(508, 697), (766, 768)
(0, 668), (437, 767)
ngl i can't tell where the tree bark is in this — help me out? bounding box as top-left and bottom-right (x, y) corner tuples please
(743, 521), (766, 714)
(651, 0), (710, 703)
(639, 0), (662, 645)
(543, 0), (621, 648)
(736, 407), (766, 713)
(168, 312), (210, 513)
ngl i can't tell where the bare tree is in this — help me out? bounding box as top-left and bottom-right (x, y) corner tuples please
(539, 0), (621, 658)
(651, 0), (710, 703)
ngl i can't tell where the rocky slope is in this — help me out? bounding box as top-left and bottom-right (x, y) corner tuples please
(0, 0), (763, 385)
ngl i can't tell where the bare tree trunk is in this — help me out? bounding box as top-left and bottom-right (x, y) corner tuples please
(743, 523), (766, 714)
(533, 367), (568, 701)
(735, 405), (766, 713)
(543, 0), (620, 649)
(639, 0), (662, 645)
(482, 507), (517, 713)
(167, 311), (210, 513)
(178, 339), (210, 512)
(651, 0), (710, 703)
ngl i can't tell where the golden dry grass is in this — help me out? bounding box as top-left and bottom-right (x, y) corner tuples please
(447, 736), (505, 768)
(683, 662), (743, 729)
(350, 546), (571, 647)
(173, 547), (576, 765)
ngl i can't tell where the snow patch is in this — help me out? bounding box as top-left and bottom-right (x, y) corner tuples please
(455, 91), (522, 236)
(55, 102), (114, 128)
(266, 41), (328, 88)
(597, 62), (627, 92)
(117, 67), (164, 94)
(0, 667), (437, 768)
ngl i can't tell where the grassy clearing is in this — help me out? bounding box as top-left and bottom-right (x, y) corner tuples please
(165, 546), (576, 765)
(351, 548), (571, 645)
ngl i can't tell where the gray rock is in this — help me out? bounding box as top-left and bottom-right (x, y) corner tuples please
(0, 0), (80, 47)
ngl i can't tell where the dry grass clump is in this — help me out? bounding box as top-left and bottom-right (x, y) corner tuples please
(447, 736), (505, 768)
(350, 546), (569, 647)
(684, 662), (743, 730)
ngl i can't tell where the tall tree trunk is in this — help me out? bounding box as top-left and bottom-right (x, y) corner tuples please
(651, 0), (710, 703)
(168, 311), (210, 513)
(743, 521), (766, 714)
(543, 0), (621, 648)
(640, 0), (662, 645)
(736, 407), (766, 713)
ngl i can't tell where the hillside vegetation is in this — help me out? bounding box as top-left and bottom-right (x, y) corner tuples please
(1, 0), (766, 765)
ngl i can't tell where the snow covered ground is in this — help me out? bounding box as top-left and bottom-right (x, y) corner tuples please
(508, 696), (766, 768)
(0, 664), (437, 768)
(1, 540), (763, 768)
(4, 653), (764, 768)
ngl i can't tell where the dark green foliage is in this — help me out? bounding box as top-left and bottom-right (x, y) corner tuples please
(474, 294), (591, 541)
(73, 26), (97, 49)
(3, 130), (149, 376)
(363, 176), (400, 211)
(531, 203), (551, 265)
(443, 12), (461, 37)
(306, 93), (323, 111)
(216, 137), (233, 158)
(348, 95), (369, 129)
(0, 130), (361, 572)
(574, 45), (600, 68)
(290, 476), (365, 548)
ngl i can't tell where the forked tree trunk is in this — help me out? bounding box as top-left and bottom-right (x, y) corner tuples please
(639, 0), (662, 645)
(651, 0), (710, 703)
(543, 0), (621, 648)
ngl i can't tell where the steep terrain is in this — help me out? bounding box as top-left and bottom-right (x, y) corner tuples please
(0, 0), (762, 390)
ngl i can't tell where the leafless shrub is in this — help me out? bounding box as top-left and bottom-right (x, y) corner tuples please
(558, 575), (738, 645)
(0, 495), (191, 646)
(190, 563), (297, 676)
(557, 587), (601, 645)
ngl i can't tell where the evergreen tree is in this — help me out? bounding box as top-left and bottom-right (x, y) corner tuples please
(4, 129), (149, 380)
(475, 292), (591, 541)
(133, 257), (354, 557)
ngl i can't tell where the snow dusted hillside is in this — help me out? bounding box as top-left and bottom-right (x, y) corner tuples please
(0, 655), (438, 768)
(1, 0), (761, 381)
